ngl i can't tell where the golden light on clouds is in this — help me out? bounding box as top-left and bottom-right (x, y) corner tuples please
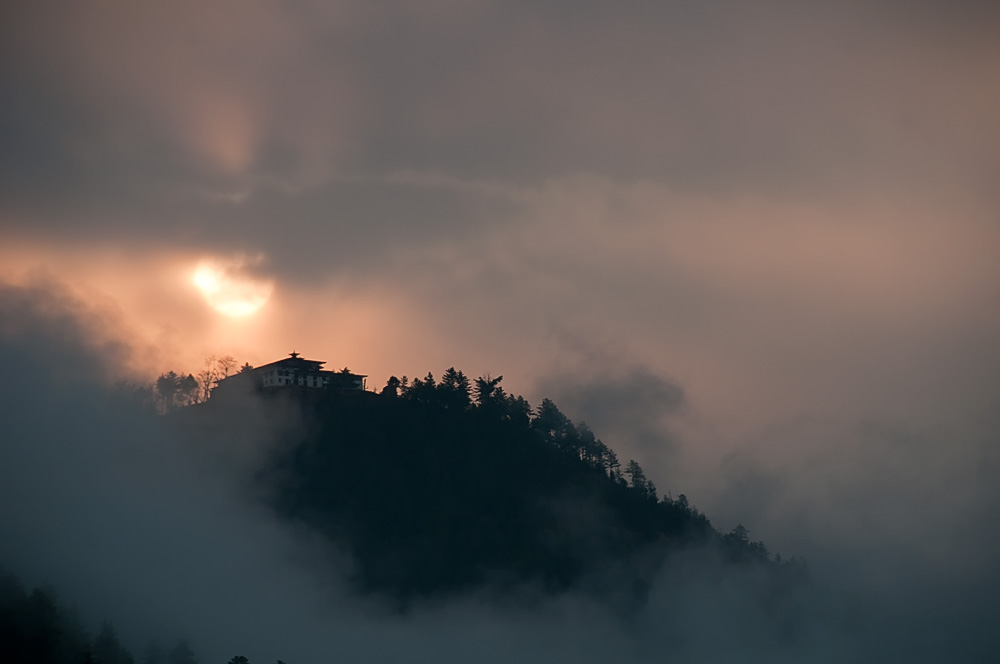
(191, 257), (273, 318)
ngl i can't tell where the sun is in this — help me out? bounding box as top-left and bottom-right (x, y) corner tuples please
(191, 258), (273, 317)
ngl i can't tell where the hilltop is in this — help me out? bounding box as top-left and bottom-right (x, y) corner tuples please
(174, 367), (803, 608)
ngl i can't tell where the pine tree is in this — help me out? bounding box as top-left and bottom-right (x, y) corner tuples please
(93, 621), (133, 664)
(624, 459), (646, 489)
(166, 640), (197, 664)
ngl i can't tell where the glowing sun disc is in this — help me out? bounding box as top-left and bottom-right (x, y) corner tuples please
(191, 259), (273, 317)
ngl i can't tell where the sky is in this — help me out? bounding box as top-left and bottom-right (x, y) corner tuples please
(1, 1), (999, 660)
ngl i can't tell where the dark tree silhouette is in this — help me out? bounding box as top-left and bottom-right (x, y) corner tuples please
(472, 374), (505, 409)
(605, 447), (622, 481)
(624, 459), (646, 489)
(92, 621), (133, 664)
(195, 355), (236, 403)
(142, 640), (165, 664)
(505, 394), (533, 427)
(438, 367), (472, 410)
(0, 567), (210, 664)
(155, 371), (199, 412)
(532, 398), (574, 446)
(402, 372), (439, 404)
(381, 375), (401, 397)
(167, 640), (197, 664)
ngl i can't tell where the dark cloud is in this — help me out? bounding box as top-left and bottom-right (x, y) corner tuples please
(1, 2), (999, 658)
(4, 1), (997, 221)
(2, 1), (997, 324)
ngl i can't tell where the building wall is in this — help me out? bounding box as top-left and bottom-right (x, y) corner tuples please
(213, 357), (365, 396)
(259, 367), (330, 388)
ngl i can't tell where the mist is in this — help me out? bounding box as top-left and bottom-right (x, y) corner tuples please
(542, 339), (1000, 663)
(2, 2), (998, 660)
(1, 281), (996, 663)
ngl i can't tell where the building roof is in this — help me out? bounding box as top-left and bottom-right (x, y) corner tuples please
(256, 351), (326, 372)
(253, 352), (367, 378)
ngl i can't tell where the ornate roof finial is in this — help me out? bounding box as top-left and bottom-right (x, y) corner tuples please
(290, 351), (299, 359)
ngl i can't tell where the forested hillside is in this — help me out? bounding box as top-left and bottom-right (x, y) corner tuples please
(0, 568), (200, 664)
(3, 365), (806, 663)
(182, 369), (802, 607)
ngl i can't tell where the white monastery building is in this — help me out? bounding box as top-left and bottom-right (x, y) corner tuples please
(214, 352), (366, 396)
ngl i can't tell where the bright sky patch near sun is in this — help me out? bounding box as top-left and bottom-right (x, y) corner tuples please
(191, 256), (273, 317)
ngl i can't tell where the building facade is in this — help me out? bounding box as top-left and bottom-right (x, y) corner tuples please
(214, 352), (366, 396)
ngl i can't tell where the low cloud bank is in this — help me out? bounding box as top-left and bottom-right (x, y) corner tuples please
(543, 352), (999, 663)
(1, 281), (996, 663)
